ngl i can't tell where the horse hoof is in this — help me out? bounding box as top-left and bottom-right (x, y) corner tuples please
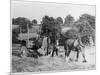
(83, 60), (87, 63)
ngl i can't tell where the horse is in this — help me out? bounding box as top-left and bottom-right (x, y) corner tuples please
(64, 36), (87, 62)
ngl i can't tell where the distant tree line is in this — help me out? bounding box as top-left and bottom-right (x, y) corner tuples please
(12, 13), (95, 45)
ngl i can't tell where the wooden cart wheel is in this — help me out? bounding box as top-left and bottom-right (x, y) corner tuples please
(20, 46), (28, 58)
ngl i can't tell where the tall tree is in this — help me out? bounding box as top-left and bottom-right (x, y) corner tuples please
(79, 14), (95, 29)
(41, 15), (61, 38)
(32, 19), (37, 24)
(56, 17), (63, 25)
(64, 14), (75, 27)
(73, 14), (95, 45)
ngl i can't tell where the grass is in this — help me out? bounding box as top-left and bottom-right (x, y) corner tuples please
(12, 46), (96, 73)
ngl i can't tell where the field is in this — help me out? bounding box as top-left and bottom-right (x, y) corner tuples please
(12, 46), (96, 73)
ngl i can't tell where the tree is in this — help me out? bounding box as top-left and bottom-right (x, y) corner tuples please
(77, 14), (95, 37)
(41, 15), (61, 38)
(64, 14), (75, 27)
(80, 14), (95, 44)
(12, 18), (15, 25)
(73, 14), (95, 45)
(56, 17), (63, 25)
(79, 14), (95, 29)
(32, 19), (37, 24)
(12, 17), (32, 33)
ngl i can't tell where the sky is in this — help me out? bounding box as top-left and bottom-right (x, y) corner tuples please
(11, 0), (95, 23)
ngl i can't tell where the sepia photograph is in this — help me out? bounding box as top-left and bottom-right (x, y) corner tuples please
(11, 0), (96, 74)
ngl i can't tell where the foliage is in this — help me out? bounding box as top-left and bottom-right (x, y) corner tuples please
(12, 14), (95, 45)
(79, 14), (95, 29)
(72, 14), (95, 45)
(75, 14), (95, 37)
(32, 19), (37, 24)
(41, 15), (61, 38)
(64, 14), (75, 27)
(56, 17), (63, 25)
(12, 17), (32, 33)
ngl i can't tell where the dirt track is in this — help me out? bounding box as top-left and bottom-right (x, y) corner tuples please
(12, 46), (96, 73)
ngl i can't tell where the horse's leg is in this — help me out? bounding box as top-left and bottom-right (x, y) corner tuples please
(75, 48), (79, 62)
(65, 46), (70, 55)
(67, 49), (71, 57)
(82, 53), (87, 63)
(65, 48), (72, 62)
(65, 49), (67, 57)
(81, 49), (87, 63)
(67, 49), (75, 62)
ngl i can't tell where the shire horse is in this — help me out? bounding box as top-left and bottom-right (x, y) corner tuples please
(64, 35), (87, 62)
